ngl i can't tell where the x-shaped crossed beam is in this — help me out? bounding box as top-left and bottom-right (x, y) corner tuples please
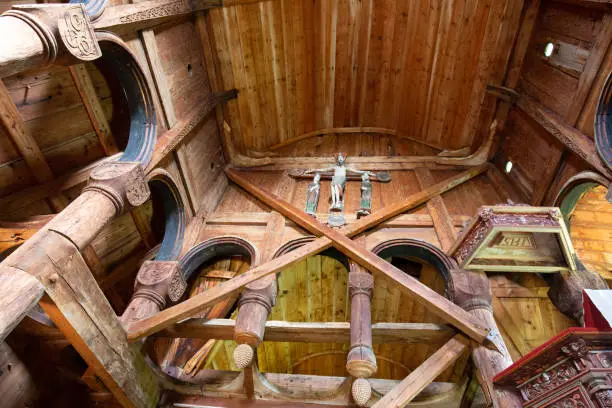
(127, 164), (491, 343)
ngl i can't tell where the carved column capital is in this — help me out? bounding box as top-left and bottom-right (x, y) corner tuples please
(348, 271), (374, 299)
(121, 261), (185, 329)
(84, 162), (150, 216)
(239, 275), (278, 313)
(2, 3), (101, 66)
(448, 268), (492, 312)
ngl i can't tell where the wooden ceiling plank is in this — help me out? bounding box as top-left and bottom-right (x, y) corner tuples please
(155, 318), (455, 345)
(371, 334), (468, 408)
(126, 165), (487, 341)
(69, 64), (120, 156)
(566, 13), (612, 125)
(225, 167), (489, 343)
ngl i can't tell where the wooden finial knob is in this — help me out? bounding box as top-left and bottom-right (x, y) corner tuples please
(352, 378), (372, 406)
(233, 343), (254, 369)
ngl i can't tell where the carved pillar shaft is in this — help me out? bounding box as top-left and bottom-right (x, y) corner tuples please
(450, 269), (522, 408)
(346, 263), (376, 407)
(120, 261), (185, 330)
(0, 4), (101, 79)
(234, 275), (277, 348)
(0, 15), (47, 78)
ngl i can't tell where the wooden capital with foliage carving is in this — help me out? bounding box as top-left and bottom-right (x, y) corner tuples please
(84, 161), (150, 216)
(346, 268), (377, 379)
(120, 260), (185, 330)
(234, 275), (277, 346)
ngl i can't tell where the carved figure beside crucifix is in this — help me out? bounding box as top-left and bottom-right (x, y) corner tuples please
(305, 173), (321, 216)
(356, 172), (373, 219)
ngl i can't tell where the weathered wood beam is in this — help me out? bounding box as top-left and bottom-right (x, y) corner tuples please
(0, 265), (44, 341)
(92, 0), (222, 32)
(0, 79), (54, 184)
(126, 165), (489, 341)
(0, 16), (47, 78)
(517, 94), (611, 178)
(145, 90), (237, 173)
(225, 168), (490, 343)
(156, 319), (454, 344)
(0, 153), (121, 215)
(372, 334), (468, 408)
(69, 64), (119, 155)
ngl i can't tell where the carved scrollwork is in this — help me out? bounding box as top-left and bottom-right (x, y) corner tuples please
(348, 272), (374, 299)
(57, 5), (100, 60)
(519, 362), (579, 401)
(85, 161), (150, 215)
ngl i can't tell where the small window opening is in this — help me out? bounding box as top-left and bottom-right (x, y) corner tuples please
(187, 64), (192, 76)
(505, 161), (513, 174)
(544, 42), (555, 58)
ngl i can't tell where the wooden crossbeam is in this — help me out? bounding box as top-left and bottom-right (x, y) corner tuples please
(126, 165), (488, 341)
(155, 319), (455, 344)
(372, 334), (468, 407)
(226, 167), (490, 342)
(145, 90), (237, 173)
(517, 94), (611, 177)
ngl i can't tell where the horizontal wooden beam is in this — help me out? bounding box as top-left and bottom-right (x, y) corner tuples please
(226, 167), (490, 343)
(93, 0), (222, 32)
(146, 90), (237, 173)
(372, 334), (469, 408)
(155, 319), (455, 344)
(126, 165), (488, 341)
(0, 153), (121, 215)
(206, 212), (470, 228)
(517, 94), (611, 178)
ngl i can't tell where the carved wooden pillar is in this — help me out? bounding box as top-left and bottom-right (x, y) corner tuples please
(120, 260), (186, 329)
(347, 262), (377, 407)
(0, 161), (159, 408)
(233, 211), (285, 369)
(0, 4), (101, 78)
(450, 268), (522, 408)
(548, 260), (608, 324)
(233, 275), (277, 368)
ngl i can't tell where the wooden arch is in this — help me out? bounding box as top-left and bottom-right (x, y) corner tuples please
(274, 236), (349, 269)
(94, 32), (157, 166)
(147, 169), (186, 262)
(179, 236), (259, 283)
(370, 238), (456, 300)
(595, 71), (612, 172)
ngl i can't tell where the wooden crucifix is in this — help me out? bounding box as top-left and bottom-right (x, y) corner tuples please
(289, 153), (391, 227)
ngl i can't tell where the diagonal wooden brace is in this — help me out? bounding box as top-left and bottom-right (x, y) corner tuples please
(225, 167), (490, 343)
(126, 164), (489, 341)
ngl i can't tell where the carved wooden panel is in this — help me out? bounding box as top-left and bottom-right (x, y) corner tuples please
(448, 205), (576, 273)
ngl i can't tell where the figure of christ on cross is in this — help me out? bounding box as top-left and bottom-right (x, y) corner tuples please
(304, 153), (378, 226)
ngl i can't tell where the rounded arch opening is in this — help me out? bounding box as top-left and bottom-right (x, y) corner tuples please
(370, 238), (455, 299)
(147, 170), (186, 262)
(554, 173), (611, 281)
(595, 72), (612, 171)
(94, 33), (157, 166)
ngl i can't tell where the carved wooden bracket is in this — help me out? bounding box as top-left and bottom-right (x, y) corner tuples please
(2, 4), (101, 66)
(84, 161), (150, 216)
(121, 260), (185, 330)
